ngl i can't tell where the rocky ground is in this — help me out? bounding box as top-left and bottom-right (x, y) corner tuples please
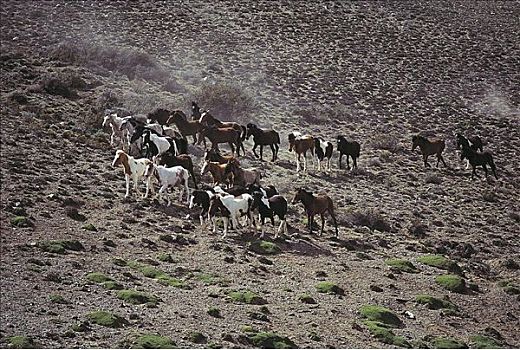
(1, 1), (519, 348)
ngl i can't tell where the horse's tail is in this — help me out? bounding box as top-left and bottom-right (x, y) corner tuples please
(275, 131), (280, 145)
(240, 125), (247, 142)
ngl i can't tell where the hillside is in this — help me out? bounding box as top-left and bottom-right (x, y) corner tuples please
(1, 1), (519, 348)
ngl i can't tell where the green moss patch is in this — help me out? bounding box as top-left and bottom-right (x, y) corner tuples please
(125, 333), (176, 349)
(229, 290), (267, 305)
(385, 258), (418, 273)
(49, 294), (69, 304)
(298, 293), (317, 304)
(359, 305), (402, 327)
(157, 253), (174, 263)
(189, 331), (207, 344)
(125, 260), (190, 289)
(415, 294), (457, 310)
(207, 307), (221, 318)
(37, 240), (84, 254)
(435, 275), (466, 293)
(7, 336), (39, 349)
(101, 280), (124, 290)
(86, 272), (113, 283)
(246, 331), (297, 349)
(363, 321), (410, 348)
(86, 310), (128, 328)
(315, 281), (344, 295)
(417, 255), (462, 274)
(469, 335), (503, 349)
(116, 289), (159, 306)
(249, 240), (281, 255)
(11, 216), (33, 228)
(497, 280), (520, 295)
(431, 337), (467, 349)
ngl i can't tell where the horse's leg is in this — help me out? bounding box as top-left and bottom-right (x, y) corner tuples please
(465, 159), (470, 169)
(260, 145), (264, 161)
(490, 161), (498, 179)
(296, 153), (301, 172)
(259, 216), (266, 238)
(252, 143), (259, 158)
(329, 209), (339, 237)
(439, 154), (447, 168)
(222, 217), (229, 238)
(320, 213), (325, 236)
(303, 152), (308, 172)
(274, 144), (279, 161)
(353, 156), (358, 169)
(346, 155), (350, 170)
(472, 166), (478, 180)
(308, 214), (313, 235)
(228, 142), (235, 156)
(424, 155), (430, 167)
(125, 174), (131, 198)
(482, 164), (489, 178)
(270, 144), (276, 162)
(338, 153), (343, 169)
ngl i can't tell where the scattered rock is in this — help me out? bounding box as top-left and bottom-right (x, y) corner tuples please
(298, 294), (317, 304)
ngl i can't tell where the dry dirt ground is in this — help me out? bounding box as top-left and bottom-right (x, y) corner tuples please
(1, 1), (519, 348)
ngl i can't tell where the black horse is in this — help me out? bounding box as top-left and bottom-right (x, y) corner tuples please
(461, 147), (498, 180)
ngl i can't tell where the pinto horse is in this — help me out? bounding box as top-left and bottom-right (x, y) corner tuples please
(456, 133), (484, 169)
(292, 188), (338, 236)
(461, 147), (498, 180)
(412, 135), (447, 168)
(246, 123), (280, 161)
(288, 132), (315, 173)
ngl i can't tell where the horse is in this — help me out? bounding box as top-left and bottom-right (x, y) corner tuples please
(461, 147), (498, 180)
(201, 161), (231, 187)
(246, 123), (280, 162)
(158, 152), (198, 189)
(141, 130), (178, 161)
(288, 132), (315, 172)
(224, 159), (261, 187)
(166, 111), (203, 144)
(456, 133), (484, 169)
(111, 150), (153, 198)
(315, 138), (333, 171)
(336, 135), (360, 170)
(292, 188), (338, 236)
(412, 135), (447, 168)
(143, 163), (190, 206)
(208, 193), (254, 238)
(200, 125), (243, 157)
(147, 108), (187, 126)
(199, 111), (246, 153)
(203, 149), (238, 165)
(191, 101), (202, 120)
(250, 191), (288, 239)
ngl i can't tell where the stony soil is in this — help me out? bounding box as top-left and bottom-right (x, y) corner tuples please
(1, 1), (519, 348)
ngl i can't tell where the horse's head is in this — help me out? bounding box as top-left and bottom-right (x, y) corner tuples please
(112, 150), (125, 168)
(412, 135), (421, 151)
(245, 124), (257, 140)
(292, 188), (306, 204)
(250, 190), (264, 210)
(191, 102), (201, 118)
(143, 161), (156, 179)
(199, 110), (211, 124)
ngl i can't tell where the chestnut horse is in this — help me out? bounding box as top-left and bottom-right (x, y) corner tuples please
(292, 188), (338, 236)
(166, 111), (203, 144)
(412, 135), (447, 168)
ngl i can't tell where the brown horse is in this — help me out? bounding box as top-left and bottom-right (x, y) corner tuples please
(199, 111), (246, 153)
(224, 159), (261, 187)
(201, 160), (231, 186)
(412, 135), (447, 168)
(200, 125), (243, 157)
(288, 132), (315, 172)
(147, 108), (187, 126)
(166, 111), (203, 144)
(292, 188), (338, 236)
(204, 149), (239, 165)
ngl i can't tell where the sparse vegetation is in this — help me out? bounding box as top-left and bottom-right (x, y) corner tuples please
(363, 321), (410, 348)
(86, 310), (128, 328)
(7, 336), (39, 349)
(385, 258), (418, 273)
(315, 281), (344, 295)
(86, 272), (112, 283)
(157, 253), (174, 263)
(189, 331), (207, 344)
(116, 289), (159, 306)
(37, 240), (84, 254)
(229, 290), (267, 305)
(298, 293), (317, 304)
(469, 335), (503, 349)
(359, 305), (402, 327)
(11, 216), (33, 228)
(82, 223), (97, 231)
(249, 240), (281, 255)
(431, 337), (467, 349)
(49, 294), (69, 304)
(435, 275), (466, 293)
(245, 331), (297, 349)
(351, 210), (391, 232)
(123, 333), (176, 348)
(415, 294), (458, 310)
(417, 255), (462, 274)
(207, 307), (221, 318)
(497, 280), (520, 295)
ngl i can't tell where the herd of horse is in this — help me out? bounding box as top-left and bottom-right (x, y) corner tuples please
(104, 102), (498, 238)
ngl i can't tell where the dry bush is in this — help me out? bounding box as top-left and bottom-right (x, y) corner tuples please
(49, 41), (169, 82)
(191, 82), (257, 123)
(372, 134), (403, 153)
(40, 75), (78, 99)
(350, 209), (392, 232)
(292, 103), (358, 125)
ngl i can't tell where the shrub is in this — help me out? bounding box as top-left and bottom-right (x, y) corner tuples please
(37, 240), (84, 254)
(116, 289), (159, 306)
(249, 240), (281, 255)
(247, 331), (297, 349)
(191, 81), (257, 123)
(431, 337), (467, 349)
(11, 216), (33, 228)
(425, 174), (443, 184)
(49, 294), (69, 304)
(363, 321), (410, 347)
(86, 272), (112, 284)
(125, 334), (176, 349)
(7, 336), (39, 349)
(298, 294), (317, 304)
(372, 135), (402, 153)
(469, 335), (503, 349)
(40, 74), (79, 98)
(207, 307), (221, 318)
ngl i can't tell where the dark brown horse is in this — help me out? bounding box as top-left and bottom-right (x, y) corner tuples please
(461, 147), (498, 180)
(412, 135), (447, 168)
(166, 111), (203, 144)
(204, 149), (239, 165)
(246, 123), (280, 162)
(148, 108), (187, 126)
(292, 188), (338, 236)
(337, 135), (360, 170)
(224, 159), (261, 187)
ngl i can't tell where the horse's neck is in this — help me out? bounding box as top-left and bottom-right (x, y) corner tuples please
(301, 195), (315, 211)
